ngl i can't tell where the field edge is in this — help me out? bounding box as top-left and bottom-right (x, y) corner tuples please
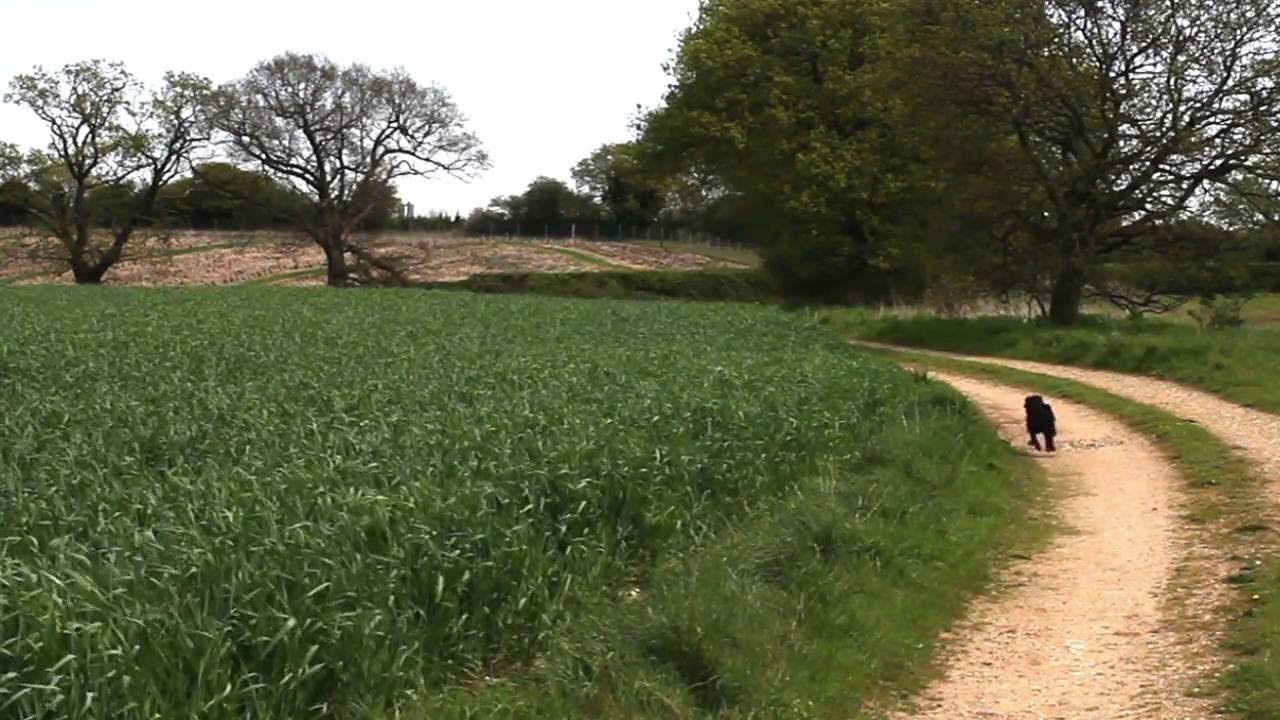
(406, 372), (1052, 719)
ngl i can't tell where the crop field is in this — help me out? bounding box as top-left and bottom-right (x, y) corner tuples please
(0, 286), (977, 718)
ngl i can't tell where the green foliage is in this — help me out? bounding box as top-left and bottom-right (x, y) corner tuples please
(1189, 296), (1251, 330)
(0, 177), (32, 225)
(1225, 560), (1280, 719)
(469, 177), (602, 236)
(85, 182), (140, 228)
(638, 0), (1280, 323)
(572, 143), (666, 226)
(157, 162), (306, 230)
(642, 0), (927, 300)
(0, 287), (1037, 718)
(914, 0), (1280, 325)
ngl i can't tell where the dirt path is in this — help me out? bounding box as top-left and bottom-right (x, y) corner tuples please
(895, 371), (1213, 719)
(860, 341), (1280, 500)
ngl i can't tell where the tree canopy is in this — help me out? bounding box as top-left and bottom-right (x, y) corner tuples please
(640, 0), (927, 301)
(635, 0), (1280, 319)
(571, 143), (665, 227)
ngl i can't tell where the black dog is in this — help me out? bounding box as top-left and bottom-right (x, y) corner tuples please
(1024, 395), (1057, 453)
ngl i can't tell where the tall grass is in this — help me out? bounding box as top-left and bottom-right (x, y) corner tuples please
(0, 287), (1036, 718)
(818, 311), (1280, 413)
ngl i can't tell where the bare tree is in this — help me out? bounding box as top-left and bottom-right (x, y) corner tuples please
(208, 53), (490, 287)
(4, 61), (211, 283)
(927, 0), (1280, 324)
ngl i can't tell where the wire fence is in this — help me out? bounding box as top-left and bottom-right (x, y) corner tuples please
(468, 221), (751, 250)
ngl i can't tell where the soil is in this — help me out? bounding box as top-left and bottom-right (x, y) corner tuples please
(555, 240), (742, 270)
(893, 372), (1216, 719)
(1, 232), (737, 286)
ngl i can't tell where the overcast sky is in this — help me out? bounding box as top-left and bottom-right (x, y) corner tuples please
(0, 0), (701, 215)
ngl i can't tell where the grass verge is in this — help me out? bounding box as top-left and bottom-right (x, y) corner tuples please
(857, 344), (1280, 718)
(540, 245), (632, 270)
(240, 266), (327, 285)
(819, 311), (1280, 414)
(426, 269), (775, 303)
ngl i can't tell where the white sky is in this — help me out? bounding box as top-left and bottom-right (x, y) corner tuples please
(0, 0), (700, 215)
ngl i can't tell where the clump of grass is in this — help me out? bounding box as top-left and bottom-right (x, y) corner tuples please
(539, 245), (630, 269)
(817, 310), (1280, 414)
(1225, 560), (1280, 719)
(0, 287), (1040, 718)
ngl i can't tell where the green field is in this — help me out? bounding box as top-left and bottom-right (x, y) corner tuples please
(819, 309), (1280, 414)
(0, 287), (1038, 718)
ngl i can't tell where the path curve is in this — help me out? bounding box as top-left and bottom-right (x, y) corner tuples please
(896, 371), (1212, 719)
(861, 341), (1280, 499)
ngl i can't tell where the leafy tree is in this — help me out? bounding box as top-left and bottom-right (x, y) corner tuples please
(0, 142), (20, 178)
(4, 61), (211, 282)
(86, 182), (140, 230)
(352, 178), (402, 232)
(914, 0), (1280, 324)
(0, 179), (33, 226)
(1213, 170), (1280, 262)
(467, 177), (602, 236)
(465, 204), (510, 236)
(642, 0), (927, 301)
(1216, 175), (1280, 234)
(157, 162), (305, 230)
(208, 53), (489, 286)
(0, 144), (31, 226)
(572, 143), (665, 226)
(520, 176), (600, 233)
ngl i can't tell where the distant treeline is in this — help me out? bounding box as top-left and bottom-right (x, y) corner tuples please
(0, 162), (463, 233)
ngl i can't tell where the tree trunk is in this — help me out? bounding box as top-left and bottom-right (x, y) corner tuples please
(1048, 266), (1086, 326)
(68, 230), (132, 284)
(324, 241), (351, 287)
(69, 257), (109, 284)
